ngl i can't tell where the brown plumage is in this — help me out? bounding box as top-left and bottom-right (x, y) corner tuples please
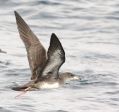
(14, 11), (47, 80)
(12, 11), (80, 92)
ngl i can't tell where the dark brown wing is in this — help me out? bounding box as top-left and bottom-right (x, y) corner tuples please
(37, 33), (65, 80)
(14, 11), (47, 80)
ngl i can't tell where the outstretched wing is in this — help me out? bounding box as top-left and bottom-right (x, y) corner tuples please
(37, 33), (65, 80)
(14, 11), (47, 80)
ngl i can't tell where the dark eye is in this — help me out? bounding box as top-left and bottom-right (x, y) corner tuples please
(70, 74), (74, 76)
(48, 72), (52, 74)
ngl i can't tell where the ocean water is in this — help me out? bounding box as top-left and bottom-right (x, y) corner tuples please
(0, 0), (119, 112)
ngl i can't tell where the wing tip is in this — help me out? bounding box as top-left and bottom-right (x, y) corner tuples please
(48, 33), (65, 57)
(14, 10), (17, 15)
(51, 33), (56, 37)
(14, 10), (19, 18)
(51, 33), (58, 41)
(50, 33), (64, 49)
(14, 10), (25, 24)
(50, 33), (60, 45)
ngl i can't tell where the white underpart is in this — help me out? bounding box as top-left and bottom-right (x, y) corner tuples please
(41, 82), (60, 89)
(42, 50), (62, 75)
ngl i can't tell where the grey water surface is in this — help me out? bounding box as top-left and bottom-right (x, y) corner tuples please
(0, 0), (119, 112)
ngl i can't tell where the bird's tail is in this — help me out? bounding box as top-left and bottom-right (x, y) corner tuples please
(12, 86), (28, 91)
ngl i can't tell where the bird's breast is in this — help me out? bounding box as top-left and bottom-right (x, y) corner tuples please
(40, 82), (60, 89)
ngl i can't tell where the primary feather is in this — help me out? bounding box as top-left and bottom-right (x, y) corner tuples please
(37, 33), (65, 81)
(14, 11), (47, 80)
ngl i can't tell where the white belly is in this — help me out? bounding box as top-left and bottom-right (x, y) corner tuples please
(40, 82), (60, 89)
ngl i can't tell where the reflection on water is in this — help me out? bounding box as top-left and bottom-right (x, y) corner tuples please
(0, 0), (119, 112)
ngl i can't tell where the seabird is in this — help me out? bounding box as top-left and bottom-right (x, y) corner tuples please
(12, 11), (80, 91)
